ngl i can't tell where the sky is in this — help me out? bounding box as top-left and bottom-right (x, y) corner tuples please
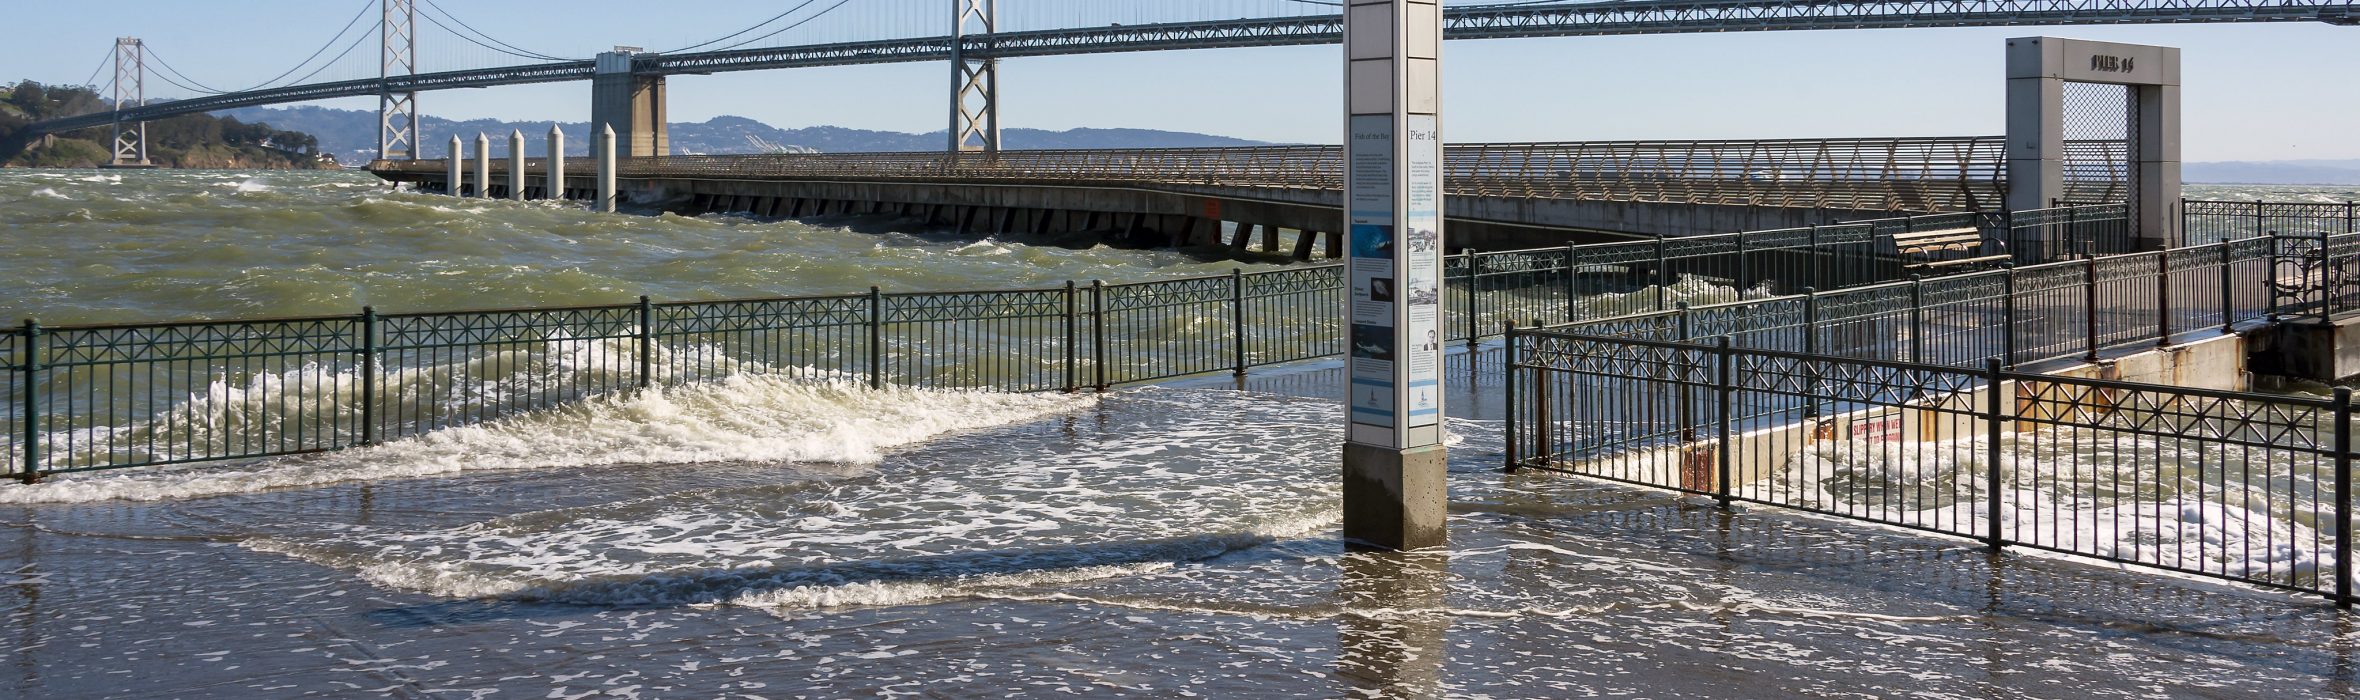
(4, 1), (2357, 162)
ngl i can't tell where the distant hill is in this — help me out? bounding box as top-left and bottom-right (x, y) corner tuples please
(2185, 160), (2360, 186)
(225, 106), (1268, 163)
(0, 81), (334, 169)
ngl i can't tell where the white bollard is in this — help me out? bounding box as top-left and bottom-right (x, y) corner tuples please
(446, 135), (462, 196)
(508, 130), (525, 201)
(596, 123), (617, 213)
(547, 124), (567, 202)
(472, 133), (490, 199)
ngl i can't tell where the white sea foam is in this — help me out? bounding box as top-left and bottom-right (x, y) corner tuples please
(1761, 429), (2331, 587)
(0, 374), (1089, 504)
(245, 390), (1340, 611)
(29, 188), (69, 200)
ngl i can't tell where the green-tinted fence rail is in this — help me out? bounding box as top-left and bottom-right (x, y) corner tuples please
(3, 206), (2346, 483)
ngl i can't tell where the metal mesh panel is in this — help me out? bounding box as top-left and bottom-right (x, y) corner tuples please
(2059, 81), (2131, 205)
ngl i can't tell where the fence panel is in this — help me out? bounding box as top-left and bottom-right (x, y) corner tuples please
(1510, 333), (1721, 494)
(883, 289), (1072, 392)
(2092, 254), (2163, 348)
(1098, 277), (1238, 385)
(1509, 328), (2354, 603)
(2009, 263), (2093, 365)
(657, 296), (871, 386)
(0, 332), (17, 480)
(36, 318), (362, 474)
(1243, 266), (1345, 367)
(376, 306), (640, 443)
(2184, 200), (2360, 245)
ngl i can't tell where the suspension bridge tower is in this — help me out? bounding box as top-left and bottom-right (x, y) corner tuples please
(104, 37), (153, 169)
(380, 0), (421, 161)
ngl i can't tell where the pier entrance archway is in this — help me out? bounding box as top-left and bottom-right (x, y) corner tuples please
(2006, 37), (2181, 254)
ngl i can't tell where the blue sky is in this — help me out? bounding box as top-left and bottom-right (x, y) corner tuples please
(6, 1), (2357, 161)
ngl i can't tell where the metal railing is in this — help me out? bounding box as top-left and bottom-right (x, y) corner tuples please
(3, 207), (2340, 484)
(376, 136), (2014, 212)
(1505, 332), (2354, 604)
(1528, 234), (2283, 370)
(2185, 199), (2360, 245)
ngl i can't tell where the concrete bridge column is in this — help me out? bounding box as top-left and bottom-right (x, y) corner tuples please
(507, 130), (525, 201)
(472, 133), (490, 199)
(446, 135), (462, 196)
(592, 50), (668, 158)
(546, 125), (566, 200)
(596, 124), (617, 213)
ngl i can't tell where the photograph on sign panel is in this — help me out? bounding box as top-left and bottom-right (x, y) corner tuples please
(1350, 224), (1394, 259)
(1350, 323), (1396, 361)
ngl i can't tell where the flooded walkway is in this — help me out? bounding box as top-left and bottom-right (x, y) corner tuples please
(0, 352), (2353, 698)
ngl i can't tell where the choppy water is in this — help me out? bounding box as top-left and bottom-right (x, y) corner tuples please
(0, 170), (2353, 697)
(0, 169), (1293, 326)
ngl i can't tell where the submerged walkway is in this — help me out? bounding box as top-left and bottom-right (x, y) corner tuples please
(0, 348), (2349, 698)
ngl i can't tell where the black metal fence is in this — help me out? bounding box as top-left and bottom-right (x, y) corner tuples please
(1505, 331), (2354, 605)
(2185, 199), (2360, 245)
(1523, 234), (2282, 373)
(1, 205), (2343, 484)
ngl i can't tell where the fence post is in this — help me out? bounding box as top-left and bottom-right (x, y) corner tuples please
(1464, 249), (1482, 346)
(637, 296), (654, 389)
(2003, 264), (2019, 367)
(1808, 224), (1824, 291)
(1909, 275), (1925, 365)
(2082, 255), (2101, 363)
(358, 307), (377, 447)
(2320, 228), (2335, 324)
(2252, 199), (2264, 240)
(1735, 231), (1751, 294)
(1563, 243), (1579, 323)
(1675, 302), (1694, 442)
(1654, 235), (1670, 311)
(867, 287), (883, 390)
(17, 320), (37, 485)
(1091, 280), (1108, 391)
(2154, 250), (2172, 347)
(1985, 358), (2006, 552)
(1063, 281), (1078, 393)
(2336, 386), (2353, 607)
(1714, 335), (1734, 508)
(1802, 288), (1820, 419)
(1231, 269), (1247, 376)
(1504, 322), (1520, 473)
(2220, 242), (2236, 333)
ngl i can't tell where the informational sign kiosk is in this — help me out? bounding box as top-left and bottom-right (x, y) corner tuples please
(1341, 0), (1447, 551)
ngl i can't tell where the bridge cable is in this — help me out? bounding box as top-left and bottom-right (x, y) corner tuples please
(133, 0), (377, 98)
(75, 47), (114, 90)
(652, 0), (834, 54)
(417, 0), (576, 62)
(703, 0), (866, 54)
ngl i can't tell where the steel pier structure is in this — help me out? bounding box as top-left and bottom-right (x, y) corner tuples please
(369, 136), (2013, 249)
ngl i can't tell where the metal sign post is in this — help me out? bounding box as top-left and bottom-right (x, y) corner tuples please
(1342, 0), (1446, 551)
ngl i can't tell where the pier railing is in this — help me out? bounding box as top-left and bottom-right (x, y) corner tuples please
(1505, 331), (2353, 604)
(378, 136), (2014, 211)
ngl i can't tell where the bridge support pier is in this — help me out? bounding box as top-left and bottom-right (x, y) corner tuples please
(472, 134), (490, 198)
(546, 125), (565, 200)
(507, 130), (525, 201)
(446, 135), (462, 196)
(592, 50), (668, 158)
(596, 124), (617, 212)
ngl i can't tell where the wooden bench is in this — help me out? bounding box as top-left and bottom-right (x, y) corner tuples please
(1892, 227), (2008, 271)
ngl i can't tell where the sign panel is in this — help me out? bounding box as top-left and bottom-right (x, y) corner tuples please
(1343, 37), (1443, 450)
